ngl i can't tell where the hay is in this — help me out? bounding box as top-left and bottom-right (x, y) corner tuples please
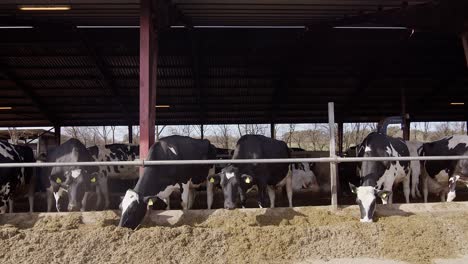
(0, 209), (467, 264)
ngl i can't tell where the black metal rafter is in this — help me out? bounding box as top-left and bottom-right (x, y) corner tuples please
(188, 28), (204, 124)
(0, 63), (57, 125)
(75, 29), (133, 124)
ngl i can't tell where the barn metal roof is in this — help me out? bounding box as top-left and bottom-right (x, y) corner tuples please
(0, 1), (467, 127)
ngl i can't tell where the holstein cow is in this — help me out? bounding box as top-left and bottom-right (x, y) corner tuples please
(39, 138), (98, 212)
(208, 135), (292, 209)
(0, 141), (35, 213)
(349, 132), (410, 222)
(119, 135), (217, 229)
(87, 144), (139, 209)
(291, 162), (320, 192)
(420, 135), (468, 203)
(9, 144), (36, 213)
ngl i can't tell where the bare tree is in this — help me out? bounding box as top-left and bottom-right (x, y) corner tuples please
(422, 122), (430, 141)
(94, 126), (110, 144)
(156, 125), (166, 140)
(237, 124), (267, 137)
(110, 126), (116, 144)
(213, 125), (232, 149)
(285, 124), (296, 147)
(168, 125), (201, 137)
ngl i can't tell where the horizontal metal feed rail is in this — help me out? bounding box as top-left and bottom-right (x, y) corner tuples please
(1, 155), (468, 168)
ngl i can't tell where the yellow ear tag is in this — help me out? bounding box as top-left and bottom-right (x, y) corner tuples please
(381, 193), (387, 199)
(209, 178), (215, 183)
(56, 178), (62, 184)
(90, 177), (96, 183)
(245, 178), (251, 184)
(148, 199), (154, 206)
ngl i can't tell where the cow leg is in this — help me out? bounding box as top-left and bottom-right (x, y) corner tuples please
(257, 182), (268, 208)
(164, 198), (170, 210)
(403, 175), (410, 203)
(81, 192), (89, 212)
(98, 176), (110, 210)
(8, 199), (13, 214)
(267, 185), (275, 208)
(0, 204), (6, 214)
(238, 186), (247, 208)
(285, 172), (293, 207)
(207, 181), (214, 210)
(181, 182), (190, 210)
(422, 176), (429, 203)
(95, 184), (103, 210)
(28, 194), (34, 213)
(46, 188), (54, 212)
(188, 188), (196, 209)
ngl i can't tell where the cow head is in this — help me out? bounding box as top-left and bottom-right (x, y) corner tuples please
(50, 167), (96, 212)
(349, 183), (391, 222)
(207, 165), (251, 209)
(118, 189), (166, 229)
(447, 153), (468, 202)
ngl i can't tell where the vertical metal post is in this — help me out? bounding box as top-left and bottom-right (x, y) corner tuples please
(328, 102), (338, 208)
(270, 123), (275, 139)
(54, 125), (61, 146)
(139, 0), (157, 174)
(200, 124), (204, 139)
(128, 125), (133, 144)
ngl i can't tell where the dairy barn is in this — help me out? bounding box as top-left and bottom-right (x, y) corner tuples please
(1, 0), (468, 263)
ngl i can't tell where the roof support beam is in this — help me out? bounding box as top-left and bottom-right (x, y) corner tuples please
(0, 64), (57, 125)
(75, 29), (133, 124)
(189, 28), (204, 125)
(139, 0), (158, 166)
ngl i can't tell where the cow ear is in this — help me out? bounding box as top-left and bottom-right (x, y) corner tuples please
(241, 174), (253, 184)
(376, 190), (391, 200)
(349, 183), (357, 194)
(90, 172), (98, 183)
(143, 196), (166, 209)
(207, 174), (221, 185)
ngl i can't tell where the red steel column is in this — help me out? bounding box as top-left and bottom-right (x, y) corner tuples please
(139, 0), (157, 174)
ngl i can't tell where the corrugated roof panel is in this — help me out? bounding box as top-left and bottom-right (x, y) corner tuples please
(5, 56), (91, 67)
(103, 56), (138, 67)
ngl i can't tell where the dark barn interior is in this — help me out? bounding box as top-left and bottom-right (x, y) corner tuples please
(0, 0), (467, 128)
(0, 0), (467, 210)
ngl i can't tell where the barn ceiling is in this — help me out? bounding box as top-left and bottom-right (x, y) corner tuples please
(0, 1), (467, 126)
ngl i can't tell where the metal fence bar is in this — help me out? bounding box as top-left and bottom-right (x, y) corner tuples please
(2, 155), (468, 168)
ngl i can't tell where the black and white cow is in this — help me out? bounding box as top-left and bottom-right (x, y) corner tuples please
(208, 135), (292, 209)
(420, 135), (468, 203)
(0, 141), (35, 213)
(119, 135), (217, 229)
(39, 138), (98, 212)
(349, 132), (410, 222)
(87, 144), (139, 209)
(9, 144), (36, 213)
(291, 162), (320, 192)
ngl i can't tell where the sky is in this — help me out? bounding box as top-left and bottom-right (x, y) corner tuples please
(1, 122), (464, 142)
